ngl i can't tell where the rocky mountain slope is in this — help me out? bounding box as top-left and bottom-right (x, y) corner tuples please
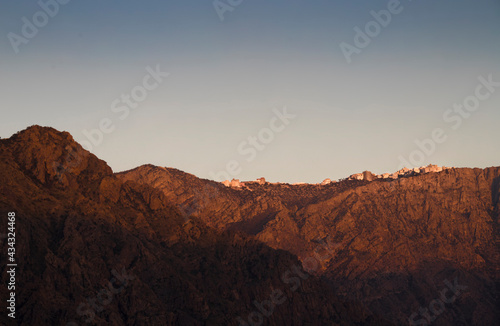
(0, 126), (391, 325)
(118, 158), (500, 325)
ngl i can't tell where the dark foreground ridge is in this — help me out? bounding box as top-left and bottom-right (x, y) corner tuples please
(0, 125), (391, 325)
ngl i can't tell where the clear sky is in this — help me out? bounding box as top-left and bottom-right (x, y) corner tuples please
(1, 0), (499, 183)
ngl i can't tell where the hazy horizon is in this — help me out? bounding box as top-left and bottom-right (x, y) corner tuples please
(2, 0), (499, 183)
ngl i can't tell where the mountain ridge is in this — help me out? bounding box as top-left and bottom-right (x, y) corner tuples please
(0, 125), (392, 325)
(117, 156), (500, 325)
(1, 125), (498, 325)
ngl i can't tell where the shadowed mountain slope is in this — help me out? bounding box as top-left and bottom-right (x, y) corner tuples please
(0, 126), (391, 326)
(118, 159), (500, 325)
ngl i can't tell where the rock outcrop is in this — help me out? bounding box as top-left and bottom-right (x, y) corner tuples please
(321, 178), (334, 186)
(350, 165), (452, 181)
(222, 178), (245, 188)
(222, 165), (452, 187)
(348, 171), (378, 181)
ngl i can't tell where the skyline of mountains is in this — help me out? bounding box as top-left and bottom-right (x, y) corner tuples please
(0, 125), (498, 325)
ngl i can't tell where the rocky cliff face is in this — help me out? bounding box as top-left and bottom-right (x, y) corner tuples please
(118, 159), (500, 325)
(0, 126), (390, 326)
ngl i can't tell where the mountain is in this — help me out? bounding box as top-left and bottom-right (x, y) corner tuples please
(118, 159), (500, 325)
(0, 126), (391, 326)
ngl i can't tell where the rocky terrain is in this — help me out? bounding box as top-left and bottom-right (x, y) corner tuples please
(118, 157), (500, 325)
(0, 126), (391, 326)
(221, 165), (453, 190)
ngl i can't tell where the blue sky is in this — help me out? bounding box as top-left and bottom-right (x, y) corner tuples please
(1, 0), (499, 183)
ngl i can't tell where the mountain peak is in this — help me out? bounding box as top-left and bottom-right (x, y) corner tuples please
(9, 125), (73, 141)
(2, 125), (112, 186)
